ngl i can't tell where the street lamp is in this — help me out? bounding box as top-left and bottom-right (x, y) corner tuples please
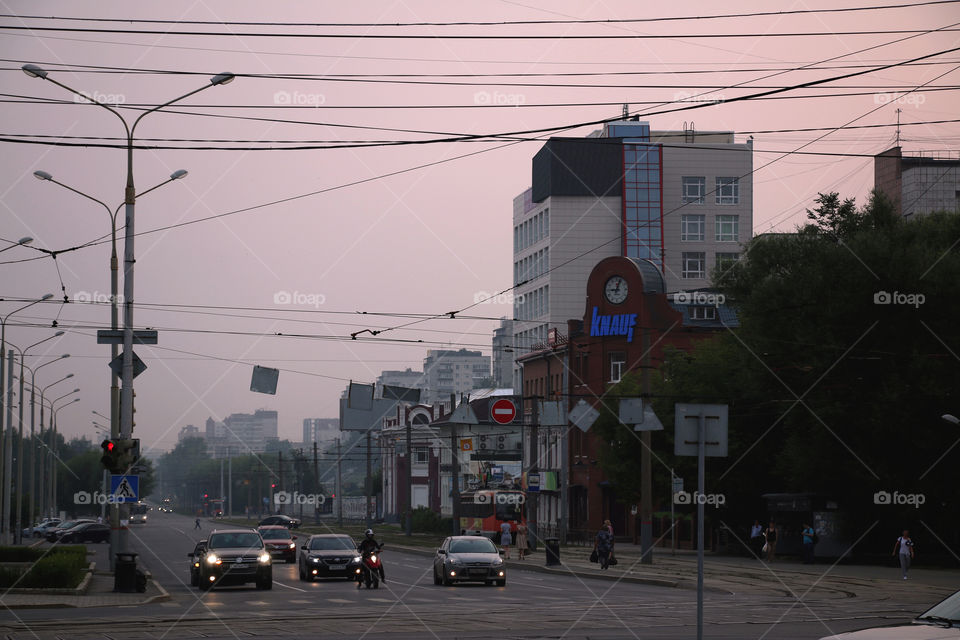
(33, 169), (187, 474)
(24, 62), (232, 556)
(23, 349), (68, 535)
(38, 372), (73, 517)
(11, 333), (65, 543)
(47, 391), (79, 516)
(0, 237), (34, 254)
(0, 294), (54, 543)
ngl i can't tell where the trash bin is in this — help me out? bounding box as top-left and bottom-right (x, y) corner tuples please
(544, 537), (561, 566)
(114, 552), (138, 593)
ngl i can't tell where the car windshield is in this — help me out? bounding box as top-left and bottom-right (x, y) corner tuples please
(260, 529), (291, 540)
(310, 537), (355, 551)
(450, 538), (498, 554)
(58, 520), (82, 529)
(208, 532), (262, 549)
(918, 590), (960, 623)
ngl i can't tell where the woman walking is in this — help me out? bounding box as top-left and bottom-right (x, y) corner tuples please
(764, 520), (778, 562)
(500, 521), (513, 559)
(515, 522), (528, 560)
(594, 525), (614, 570)
(893, 530), (915, 580)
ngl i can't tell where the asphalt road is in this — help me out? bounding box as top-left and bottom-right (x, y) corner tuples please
(0, 511), (916, 639)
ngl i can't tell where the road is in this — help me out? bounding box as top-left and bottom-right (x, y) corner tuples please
(0, 511), (921, 639)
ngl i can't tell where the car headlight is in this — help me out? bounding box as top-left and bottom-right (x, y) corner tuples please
(288, 543), (296, 549)
(353, 556), (361, 563)
(449, 557), (462, 565)
(205, 554), (220, 565)
(310, 556), (320, 563)
(258, 553), (271, 564)
(493, 557), (504, 566)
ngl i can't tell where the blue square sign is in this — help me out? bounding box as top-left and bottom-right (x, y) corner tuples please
(110, 475), (140, 503)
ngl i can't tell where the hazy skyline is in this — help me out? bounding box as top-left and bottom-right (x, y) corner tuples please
(1, 1), (958, 453)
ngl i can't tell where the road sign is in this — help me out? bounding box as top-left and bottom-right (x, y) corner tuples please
(251, 365), (279, 394)
(110, 475), (139, 503)
(569, 399), (600, 432)
(672, 476), (684, 494)
(527, 473), (540, 492)
(674, 403), (729, 457)
(490, 398), (517, 424)
(109, 351), (147, 379)
(459, 438), (474, 451)
(97, 329), (158, 345)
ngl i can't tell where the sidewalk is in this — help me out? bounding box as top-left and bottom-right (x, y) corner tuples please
(0, 569), (169, 609)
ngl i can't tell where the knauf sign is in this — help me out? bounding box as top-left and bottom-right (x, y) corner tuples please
(589, 307), (637, 342)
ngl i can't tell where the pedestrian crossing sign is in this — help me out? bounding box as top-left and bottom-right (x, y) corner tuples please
(110, 475), (140, 503)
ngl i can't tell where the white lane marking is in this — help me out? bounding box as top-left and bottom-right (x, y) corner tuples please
(245, 601), (269, 606)
(273, 580), (307, 592)
(328, 598), (353, 603)
(367, 597), (394, 603)
(289, 599), (312, 604)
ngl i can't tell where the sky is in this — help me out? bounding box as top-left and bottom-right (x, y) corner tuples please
(0, 1), (958, 454)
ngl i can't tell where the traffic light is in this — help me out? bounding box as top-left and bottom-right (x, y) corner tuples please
(100, 439), (119, 471)
(100, 438), (140, 473)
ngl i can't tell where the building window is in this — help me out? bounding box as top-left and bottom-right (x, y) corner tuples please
(715, 252), (739, 272)
(715, 215), (739, 242)
(609, 352), (626, 383)
(682, 176), (705, 204)
(716, 177), (739, 205)
(682, 252), (706, 279)
(681, 214), (705, 241)
(690, 306), (717, 320)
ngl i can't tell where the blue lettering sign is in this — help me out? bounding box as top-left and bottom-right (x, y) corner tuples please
(588, 307), (637, 342)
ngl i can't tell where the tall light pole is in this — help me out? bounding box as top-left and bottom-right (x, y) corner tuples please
(24, 350), (68, 534)
(12, 334), (65, 543)
(24, 62), (233, 555)
(37, 373), (72, 517)
(0, 294), (54, 543)
(47, 392), (80, 517)
(0, 237), (34, 254)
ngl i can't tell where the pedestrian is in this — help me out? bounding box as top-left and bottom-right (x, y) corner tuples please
(515, 522), (528, 560)
(604, 519), (614, 536)
(764, 520), (778, 562)
(500, 521), (513, 559)
(594, 525), (614, 570)
(801, 523), (815, 564)
(194, 517), (201, 530)
(892, 529), (914, 580)
(750, 519), (764, 557)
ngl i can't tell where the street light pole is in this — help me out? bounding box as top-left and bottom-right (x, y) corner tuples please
(27, 353), (68, 533)
(47, 393), (80, 516)
(24, 62), (232, 555)
(37, 373), (73, 517)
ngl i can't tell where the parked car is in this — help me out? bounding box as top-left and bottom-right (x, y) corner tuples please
(196, 529), (272, 591)
(820, 589), (960, 638)
(257, 514), (300, 529)
(297, 534), (361, 581)
(23, 518), (60, 538)
(187, 539), (207, 587)
(57, 522), (110, 544)
(45, 519), (96, 543)
(433, 535), (506, 586)
(258, 525), (297, 563)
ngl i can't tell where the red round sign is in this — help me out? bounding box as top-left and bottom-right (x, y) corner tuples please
(490, 398), (517, 424)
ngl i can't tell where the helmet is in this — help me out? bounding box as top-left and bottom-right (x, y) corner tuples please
(365, 529), (374, 538)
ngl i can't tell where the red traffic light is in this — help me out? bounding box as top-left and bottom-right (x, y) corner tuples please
(101, 439), (116, 452)
(271, 483), (276, 488)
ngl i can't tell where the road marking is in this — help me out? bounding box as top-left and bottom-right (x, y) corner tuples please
(273, 580), (307, 592)
(328, 598), (353, 603)
(366, 597), (394, 603)
(289, 598), (312, 604)
(245, 600), (269, 606)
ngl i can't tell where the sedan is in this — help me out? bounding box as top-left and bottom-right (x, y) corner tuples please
(57, 522), (110, 544)
(820, 589), (960, 638)
(433, 535), (506, 586)
(258, 526), (298, 563)
(298, 534), (361, 581)
(46, 519), (96, 543)
(197, 529), (272, 591)
(187, 539), (207, 587)
(258, 514), (301, 529)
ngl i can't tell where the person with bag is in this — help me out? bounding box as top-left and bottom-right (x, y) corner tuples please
(892, 529), (915, 580)
(594, 525), (614, 570)
(515, 523), (528, 560)
(763, 520), (778, 562)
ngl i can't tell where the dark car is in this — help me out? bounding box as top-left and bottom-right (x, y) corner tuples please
(433, 535), (506, 586)
(298, 534), (361, 581)
(187, 539), (207, 586)
(258, 514), (300, 529)
(46, 519), (96, 543)
(258, 525), (298, 563)
(197, 529), (272, 591)
(57, 522), (110, 544)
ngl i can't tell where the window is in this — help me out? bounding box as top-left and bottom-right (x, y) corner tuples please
(682, 176), (705, 204)
(716, 177), (739, 205)
(682, 252), (706, 279)
(681, 214), (705, 241)
(609, 352), (627, 383)
(413, 446), (429, 465)
(690, 306), (717, 320)
(715, 215), (739, 242)
(715, 252), (739, 272)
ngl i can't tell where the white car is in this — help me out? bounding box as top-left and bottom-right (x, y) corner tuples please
(820, 589), (959, 638)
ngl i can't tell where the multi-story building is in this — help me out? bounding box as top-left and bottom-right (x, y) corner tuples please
(491, 318), (514, 391)
(421, 349), (491, 405)
(875, 146), (960, 218)
(207, 409), (279, 458)
(512, 120), (753, 378)
(178, 424), (201, 442)
(376, 368), (426, 399)
(302, 418), (339, 447)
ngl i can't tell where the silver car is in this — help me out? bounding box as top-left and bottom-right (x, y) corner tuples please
(433, 535), (506, 587)
(820, 588), (960, 638)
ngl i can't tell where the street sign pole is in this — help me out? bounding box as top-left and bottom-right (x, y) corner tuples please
(697, 412), (705, 640)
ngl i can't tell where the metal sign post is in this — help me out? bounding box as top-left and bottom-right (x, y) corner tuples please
(675, 403), (728, 640)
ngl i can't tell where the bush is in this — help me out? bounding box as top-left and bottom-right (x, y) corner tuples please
(0, 545), (89, 589)
(411, 507), (452, 534)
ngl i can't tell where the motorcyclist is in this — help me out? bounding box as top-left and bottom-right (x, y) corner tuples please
(357, 529), (385, 585)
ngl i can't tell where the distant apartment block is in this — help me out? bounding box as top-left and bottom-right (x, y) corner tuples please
(875, 146), (960, 218)
(421, 349), (491, 405)
(178, 424), (202, 442)
(206, 410), (278, 458)
(302, 418), (339, 447)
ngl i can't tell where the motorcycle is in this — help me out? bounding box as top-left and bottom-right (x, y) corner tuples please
(356, 544), (384, 589)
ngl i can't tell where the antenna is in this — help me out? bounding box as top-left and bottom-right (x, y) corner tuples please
(622, 103), (628, 119)
(896, 108), (902, 147)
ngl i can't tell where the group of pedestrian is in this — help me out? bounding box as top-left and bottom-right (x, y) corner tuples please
(750, 519), (781, 562)
(592, 519), (615, 570)
(499, 521), (528, 559)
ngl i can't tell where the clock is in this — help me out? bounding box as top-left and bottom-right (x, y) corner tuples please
(604, 275), (628, 304)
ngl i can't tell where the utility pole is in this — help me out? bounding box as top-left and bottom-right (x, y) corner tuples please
(527, 396), (539, 551)
(3, 350), (14, 544)
(227, 453), (232, 518)
(405, 419), (412, 536)
(640, 329), (654, 564)
(336, 438), (343, 528)
(365, 431), (372, 529)
(219, 457), (224, 516)
(450, 422), (459, 536)
(313, 441), (319, 524)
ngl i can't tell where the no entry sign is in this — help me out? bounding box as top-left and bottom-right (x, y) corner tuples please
(490, 398), (517, 424)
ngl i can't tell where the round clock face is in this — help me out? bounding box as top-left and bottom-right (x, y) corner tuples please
(604, 275), (628, 304)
